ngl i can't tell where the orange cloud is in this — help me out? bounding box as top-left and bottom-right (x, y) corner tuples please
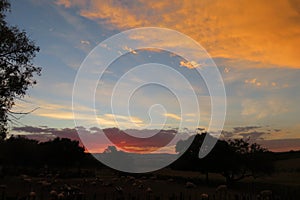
(55, 0), (71, 8)
(123, 46), (138, 54)
(103, 113), (143, 124)
(37, 112), (74, 120)
(244, 78), (289, 89)
(103, 128), (176, 153)
(164, 113), (181, 120)
(57, 0), (300, 68)
(79, 1), (144, 29)
(245, 78), (261, 87)
(179, 60), (201, 69)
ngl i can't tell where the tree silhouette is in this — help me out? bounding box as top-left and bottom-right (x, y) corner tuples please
(0, 0), (41, 139)
(226, 139), (274, 181)
(0, 136), (85, 170)
(173, 133), (275, 184)
(40, 137), (85, 166)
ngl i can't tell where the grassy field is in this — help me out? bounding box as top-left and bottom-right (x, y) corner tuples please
(156, 161), (300, 187)
(0, 157), (299, 199)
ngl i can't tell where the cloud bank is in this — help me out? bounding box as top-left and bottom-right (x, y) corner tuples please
(56, 0), (300, 68)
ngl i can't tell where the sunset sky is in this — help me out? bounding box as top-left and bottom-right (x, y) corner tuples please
(6, 0), (300, 152)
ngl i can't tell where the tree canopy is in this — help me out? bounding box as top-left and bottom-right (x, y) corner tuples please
(0, 136), (85, 168)
(0, 0), (41, 139)
(172, 133), (275, 184)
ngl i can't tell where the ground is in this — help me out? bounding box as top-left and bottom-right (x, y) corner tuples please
(0, 157), (299, 199)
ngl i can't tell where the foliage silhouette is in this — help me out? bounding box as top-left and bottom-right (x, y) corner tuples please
(0, 0), (41, 139)
(172, 133), (275, 184)
(0, 136), (103, 177)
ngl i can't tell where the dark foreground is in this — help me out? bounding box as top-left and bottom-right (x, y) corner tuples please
(0, 167), (299, 200)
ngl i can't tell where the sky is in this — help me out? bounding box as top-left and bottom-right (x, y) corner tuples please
(5, 0), (300, 153)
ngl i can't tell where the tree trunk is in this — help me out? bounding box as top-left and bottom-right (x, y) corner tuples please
(205, 172), (209, 184)
(225, 175), (233, 186)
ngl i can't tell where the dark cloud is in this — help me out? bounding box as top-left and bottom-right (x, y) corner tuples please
(239, 131), (268, 141)
(13, 126), (51, 133)
(12, 125), (81, 143)
(221, 130), (234, 138)
(23, 134), (55, 142)
(12, 126), (179, 153)
(103, 128), (176, 152)
(233, 126), (261, 133)
(196, 127), (206, 132)
(219, 126), (266, 140)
